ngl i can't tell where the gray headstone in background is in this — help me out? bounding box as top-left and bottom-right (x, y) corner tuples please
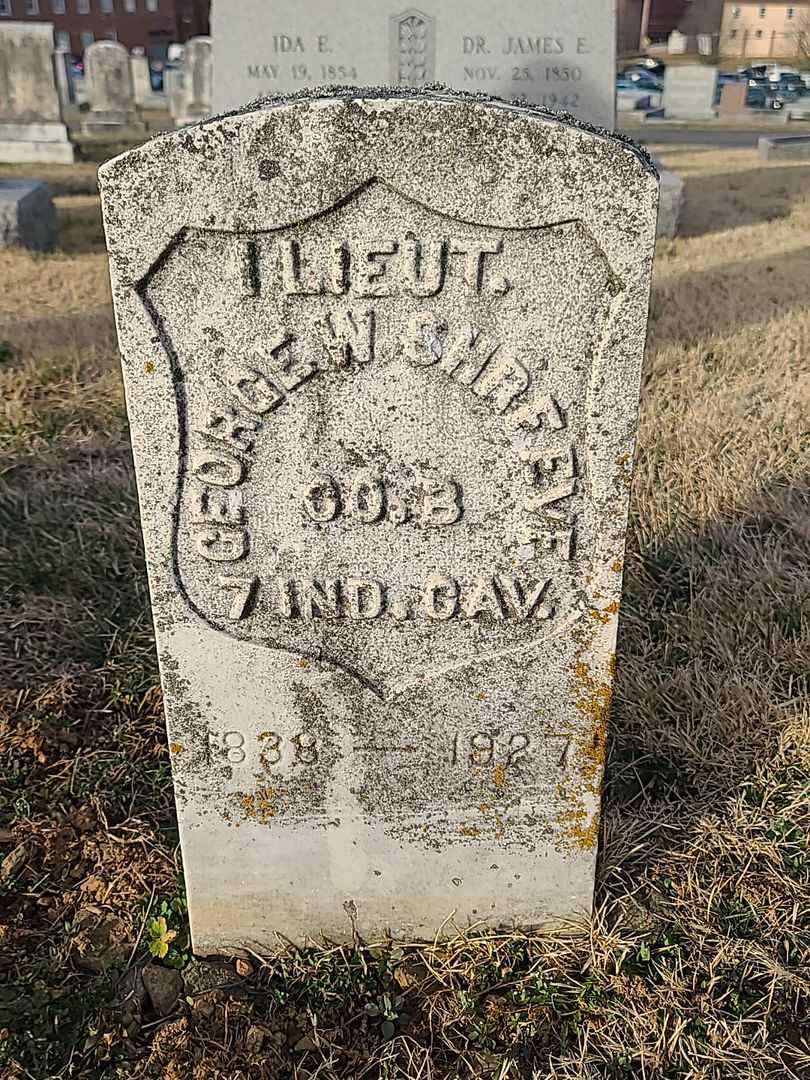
(718, 82), (746, 116)
(131, 53), (164, 109)
(82, 41), (144, 133)
(176, 36), (213, 126)
(758, 133), (810, 161)
(663, 64), (717, 120)
(0, 179), (57, 250)
(99, 88), (657, 956)
(211, 1), (616, 130)
(54, 47), (75, 109)
(0, 22), (74, 163)
(655, 165), (684, 237)
(165, 66), (186, 126)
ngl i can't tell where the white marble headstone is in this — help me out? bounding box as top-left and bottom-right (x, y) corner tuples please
(99, 89), (657, 956)
(211, 1), (616, 130)
(0, 22), (74, 163)
(175, 36), (213, 126)
(82, 40), (143, 132)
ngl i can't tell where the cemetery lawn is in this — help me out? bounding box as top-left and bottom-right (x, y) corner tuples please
(1, 146), (809, 1080)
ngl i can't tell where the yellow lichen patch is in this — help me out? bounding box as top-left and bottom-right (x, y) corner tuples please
(459, 824), (480, 837)
(493, 764), (507, 790)
(555, 804), (599, 852)
(573, 660), (611, 787)
(477, 802), (506, 838)
(144, 360), (155, 374)
(238, 786), (278, 825)
(553, 658), (613, 854)
(169, 742), (183, 754)
(476, 691), (487, 701)
(589, 599), (620, 624)
(298, 658), (310, 670)
(611, 560), (622, 573)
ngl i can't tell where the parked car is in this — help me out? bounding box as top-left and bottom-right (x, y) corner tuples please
(768, 88), (801, 110)
(616, 77), (661, 112)
(773, 75), (806, 95)
(745, 86), (769, 109)
(623, 69), (664, 91)
(621, 57), (666, 78)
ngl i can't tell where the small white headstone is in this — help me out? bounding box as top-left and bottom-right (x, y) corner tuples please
(663, 64), (717, 120)
(54, 47), (75, 109)
(667, 31), (687, 55)
(131, 53), (163, 109)
(175, 36), (213, 126)
(211, 0), (616, 130)
(82, 40), (144, 133)
(0, 22), (74, 163)
(99, 89), (657, 955)
(165, 66), (186, 125)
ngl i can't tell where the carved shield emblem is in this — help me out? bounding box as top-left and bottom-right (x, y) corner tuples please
(140, 180), (620, 694)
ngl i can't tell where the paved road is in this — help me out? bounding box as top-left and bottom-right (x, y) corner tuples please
(620, 126), (773, 148)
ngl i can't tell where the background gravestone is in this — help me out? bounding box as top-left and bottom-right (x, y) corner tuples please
(718, 81), (747, 117)
(176, 36), (213, 126)
(0, 22), (74, 163)
(0, 179), (56, 250)
(82, 41), (144, 134)
(131, 52), (163, 110)
(99, 88), (657, 955)
(165, 66), (186, 127)
(53, 46), (75, 110)
(211, 1), (615, 130)
(663, 64), (717, 120)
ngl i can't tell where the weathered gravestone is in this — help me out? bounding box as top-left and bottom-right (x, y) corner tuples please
(211, 1), (615, 130)
(99, 89), (657, 955)
(165, 66), (186, 127)
(0, 22), (74, 163)
(718, 82), (747, 117)
(175, 37), (213, 126)
(131, 53), (163, 110)
(0, 180), (56, 250)
(663, 64), (717, 120)
(54, 47), (76, 110)
(82, 41), (144, 134)
(758, 134), (810, 161)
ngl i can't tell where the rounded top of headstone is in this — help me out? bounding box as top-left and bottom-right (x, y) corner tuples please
(99, 87), (657, 283)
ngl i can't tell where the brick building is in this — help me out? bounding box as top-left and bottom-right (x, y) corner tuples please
(618, 0), (725, 52)
(720, 2), (810, 58)
(0, 0), (209, 59)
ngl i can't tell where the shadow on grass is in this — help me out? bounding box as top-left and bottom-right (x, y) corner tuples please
(0, 438), (153, 687)
(3, 308), (116, 356)
(678, 163), (810, 237)
(600, 473), (810, 879)
(0, 161), (99, 197)
(0, 457), (808, 1077)
(56, 196), (107, 254)
(649, 243), (810, 345)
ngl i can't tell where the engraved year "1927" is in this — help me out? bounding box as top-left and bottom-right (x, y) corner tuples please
(451, 731), (531, 766)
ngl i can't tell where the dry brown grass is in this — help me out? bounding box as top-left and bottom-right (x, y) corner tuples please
(0, 146), (808, 1079)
